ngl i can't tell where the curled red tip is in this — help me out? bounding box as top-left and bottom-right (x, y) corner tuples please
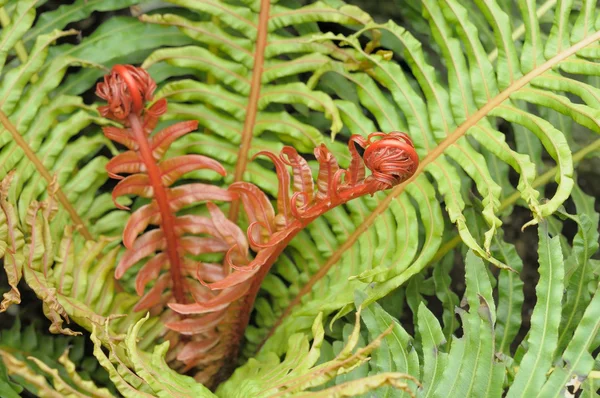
(96, 64), (158, 121)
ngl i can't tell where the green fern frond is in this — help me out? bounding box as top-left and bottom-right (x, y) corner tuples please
(353, 291), (420, 397)
(260, 0), (600, 357)
(0, 1), (193, 243)
(0, 318), (112, 397)
(322, 209), (599, 397)
(139, 0), (371, 190)
(218, 310), (417, 397)
(0, 163), (166, 394)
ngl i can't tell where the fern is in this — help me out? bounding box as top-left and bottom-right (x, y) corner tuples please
(94, 62), (418, 384)
(0, 317), (112, 397)
(320, 215), (599, 397)
(217, 310), (417, 397)
(1, 0), (600, 396)
(260, 0), (600, 355)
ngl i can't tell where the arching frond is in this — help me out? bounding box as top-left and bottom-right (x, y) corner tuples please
(260, 0), (600, 358)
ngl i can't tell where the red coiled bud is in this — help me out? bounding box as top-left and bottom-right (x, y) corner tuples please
(362, 132), (419, 190)
(96, 65), (157, 122)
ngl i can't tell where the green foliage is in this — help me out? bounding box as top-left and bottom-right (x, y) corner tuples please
(0, 0), (599, 396)
(322, 219), (599, 397)
(90, 314), (216, 398)
(218, 310), (417, 397)
(0, 317), (112, 397)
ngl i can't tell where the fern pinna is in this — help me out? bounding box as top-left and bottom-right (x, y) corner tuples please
(96, 64), (418, 385)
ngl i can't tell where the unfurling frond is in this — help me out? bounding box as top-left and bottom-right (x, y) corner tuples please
(97, 63), (419, 385)
(97, 65), (233, 309)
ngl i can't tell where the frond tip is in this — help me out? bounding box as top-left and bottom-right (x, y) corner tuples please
(96, 64), (157, 121)
(252, 131), (419, 225)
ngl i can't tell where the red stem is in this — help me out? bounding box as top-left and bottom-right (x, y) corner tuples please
(250, 186), (375, 350)
(232, 214), (322, 353)
(235, 229), (298, 335)
(128, 114), (185, 304)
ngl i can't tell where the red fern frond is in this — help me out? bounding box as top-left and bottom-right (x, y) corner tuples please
(97, 65), (418, 387)
(96, 65), (235, 308)
(165, 131), (419, 383)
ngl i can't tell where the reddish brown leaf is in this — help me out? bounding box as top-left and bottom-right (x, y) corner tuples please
(177, 338), (221, 363)
(165, 310), (226, 335)
(105, 150), (144, 179)
(174, 214), (219, 236)
(183, 260), (225, 283)
(123, 202), (160, 248)
(184, 279), (215, 302)
(281, 146), (314, 207)
(346, 136), (367, 185)
(169, 284), (250, 315)
(112, 174), (152, 209)
(102, 126), (137, 150)
(168, 184), (234, 212)
(180, 236), (229, 256)
(244, 222), (271, 249)
(159, 154), (226, 186)
(144, 98), (168, 133)
(135, 252), (167, 295)
(228, 182), (275, 246)
(133, 273), (171, 311)
(201, 268), (257, 291)
(254, 151), (291, 221)
(150, 120), (199, 160)
(206, 202), (248, 257)
(115, 229), (166, 279)
(314, 144), (339, 201)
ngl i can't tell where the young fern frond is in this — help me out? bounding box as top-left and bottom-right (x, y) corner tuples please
(96, 63), (419, 384)
(257, 0), (600, 356)
(96, 65), (233, 308)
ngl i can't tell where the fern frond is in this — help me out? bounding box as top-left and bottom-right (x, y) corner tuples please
(321, 208), (598, 396)
(261, 0), (600, 355)
(0, 318), (112, 397)
(217, 310), (417, 397)
(354, 291), (420, 397)
(0, 169), (169, 396)
(436, 250), (504, 397)
(97, 65), (232, 308)
(123, 315), (216, 397)
(0, 0), (195, 245)
(556, 186), (600, 354)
